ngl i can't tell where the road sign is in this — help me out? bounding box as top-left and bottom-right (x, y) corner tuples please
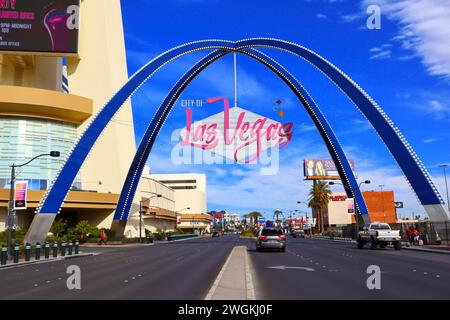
(394, 202), (404, 209)
(258, 217), (266, 223)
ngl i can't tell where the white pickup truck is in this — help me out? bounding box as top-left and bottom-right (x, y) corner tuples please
(357, 222), (401, 250)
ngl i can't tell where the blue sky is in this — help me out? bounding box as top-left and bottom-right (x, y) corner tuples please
(120, 0), (450, 219)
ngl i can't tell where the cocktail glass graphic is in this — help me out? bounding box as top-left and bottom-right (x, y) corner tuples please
(44, 8), (70, 52)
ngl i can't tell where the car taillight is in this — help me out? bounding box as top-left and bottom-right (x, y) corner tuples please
(278, 235), (286, 240)
(259, 236), (267, 240)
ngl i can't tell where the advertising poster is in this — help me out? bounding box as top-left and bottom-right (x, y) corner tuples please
(0, 0), (80, 54)
(13, 180), (28, 210)
(347, 198), (355, 214)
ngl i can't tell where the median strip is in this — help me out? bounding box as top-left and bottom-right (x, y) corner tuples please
(205, 246), (255, 300)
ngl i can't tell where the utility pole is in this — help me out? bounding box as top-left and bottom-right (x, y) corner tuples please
(379, 184), (386, 222)
(439, 164), (450, 212)
(6, 151), (60, 259)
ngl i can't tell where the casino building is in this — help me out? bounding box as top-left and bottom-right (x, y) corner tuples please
(0, 0), (206, 237)
(322, 190), (398, 230)
(0, 0), (136, 234)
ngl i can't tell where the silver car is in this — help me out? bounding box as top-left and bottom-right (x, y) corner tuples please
(256, 228), (286, 252)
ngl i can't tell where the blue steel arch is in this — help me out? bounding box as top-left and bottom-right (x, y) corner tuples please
(113, 48), (368, 227)
(34, 38), (447, 230)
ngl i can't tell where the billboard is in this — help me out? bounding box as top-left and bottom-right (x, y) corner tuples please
(303, 159), (355, 180)
(0, 0), (79, 55)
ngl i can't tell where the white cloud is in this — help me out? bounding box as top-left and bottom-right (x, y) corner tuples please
(316, 13), (327, 19)
(341, 14), (362, 22)
(362, 0), (450, 79)
(423, 138), (439, 144)
(428, 99), (450, 120)
(369, 50), (391, 60)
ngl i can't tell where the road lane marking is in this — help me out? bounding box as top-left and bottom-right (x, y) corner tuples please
(267, 266), (315, 271)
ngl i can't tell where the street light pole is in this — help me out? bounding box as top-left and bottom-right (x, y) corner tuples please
(6, 151), (60, 259)
(379, 184), (386, 222)
(297, 201), (312, 237)
(139, 193), (162, 243)
(175, 207), (191, 232)
(439, 164), (450, 212)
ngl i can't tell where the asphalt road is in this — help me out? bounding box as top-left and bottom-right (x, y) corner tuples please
(1, 235), (449, 300)
(244, 237), (450, 300)
(0, 235), (239, 300)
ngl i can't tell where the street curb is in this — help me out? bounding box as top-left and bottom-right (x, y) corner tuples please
(0, 252), (98, 270)
(159, 236), (205, 244)
(205, 246), (236, 300)
(244, 246), (256, 300)
(81, 243), (155, 248)
(402, 246), (450, 255)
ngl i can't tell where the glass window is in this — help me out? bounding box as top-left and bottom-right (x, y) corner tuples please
(0, 117), (77, 190)
(371, 223), (390, 230)
(261, 228), (283, 236)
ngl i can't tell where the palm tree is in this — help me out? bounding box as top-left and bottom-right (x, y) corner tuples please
(248, 211), (262, 226)
(241, 214), (249, 228)
(307, 181), (332, 234)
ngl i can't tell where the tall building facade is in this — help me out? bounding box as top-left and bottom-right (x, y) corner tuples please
(0, 0), (137, 235)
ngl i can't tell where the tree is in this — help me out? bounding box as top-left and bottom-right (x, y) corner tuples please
(248, 211), (262, 225)
(74, 220), (92, 240)
(51, 220), (68, 238)
(307, 181), (332, 234)
(241, 214), (248, 228)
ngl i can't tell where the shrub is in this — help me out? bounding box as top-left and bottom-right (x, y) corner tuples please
(51, 220), (68, 238)
(0, 228), (27, 246)
(241, 229), (255, 238)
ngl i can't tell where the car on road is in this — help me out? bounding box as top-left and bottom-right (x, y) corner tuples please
(256, 228), (286, 252)
(290, 228), (305, 238)
(357, 222), (401, 250)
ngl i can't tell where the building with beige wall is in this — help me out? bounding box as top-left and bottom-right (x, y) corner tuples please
(150, 173), (211, 233)
(0, 0), (138, 237)
(0, 1), (211, 239)
(322, 191), (398, 230)
(124, 169), (177, 238)
(323, 192), (353, 227)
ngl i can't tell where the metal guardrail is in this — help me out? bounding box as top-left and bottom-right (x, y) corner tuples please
(168, 234), (198, 241)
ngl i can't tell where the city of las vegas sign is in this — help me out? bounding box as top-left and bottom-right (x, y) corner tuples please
(179, 97), (294, 163)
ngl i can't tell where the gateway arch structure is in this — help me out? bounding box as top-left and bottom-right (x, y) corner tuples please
(25, 38), (449, 244)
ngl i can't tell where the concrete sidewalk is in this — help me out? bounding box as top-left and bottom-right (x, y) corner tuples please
(205, 246), (255, 300)
(312, 236), (450, 255)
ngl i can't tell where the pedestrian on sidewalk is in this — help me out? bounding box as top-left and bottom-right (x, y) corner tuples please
(413, 228), (420, 245)
(99, 229), (107, 245)
(407, 227), (414, 245)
